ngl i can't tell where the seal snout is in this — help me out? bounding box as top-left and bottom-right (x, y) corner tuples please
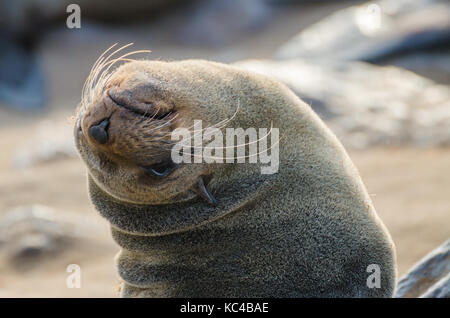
(88, 118), (110, 144)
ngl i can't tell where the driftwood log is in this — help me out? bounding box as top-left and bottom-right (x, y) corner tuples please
(395, 239), (450, 298)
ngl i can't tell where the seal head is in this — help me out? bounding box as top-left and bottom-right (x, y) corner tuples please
(74, 46), (397, 297)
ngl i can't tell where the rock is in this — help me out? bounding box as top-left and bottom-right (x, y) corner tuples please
(378, 50), (450, 85)
(12, 120), (77, 169)
(234, 58), (450, 149)
(275, 0), (450, 62)
(0, 205), (96, 271)
(395, 239), (450, 298)
(274, 0), (450, 83)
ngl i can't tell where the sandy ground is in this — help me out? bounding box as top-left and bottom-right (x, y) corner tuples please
(0, 1), (448, 297)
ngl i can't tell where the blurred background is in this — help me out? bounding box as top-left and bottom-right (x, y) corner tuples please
(0, 0), (449, 297)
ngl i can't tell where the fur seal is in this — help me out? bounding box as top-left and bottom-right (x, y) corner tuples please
(74, 45), (397, 297)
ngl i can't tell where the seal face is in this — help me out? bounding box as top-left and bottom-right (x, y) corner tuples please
(74, 45), (397, 297)
(75, 48), (217, 205)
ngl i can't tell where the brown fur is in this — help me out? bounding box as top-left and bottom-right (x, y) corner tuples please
(74, 48), (397, 297)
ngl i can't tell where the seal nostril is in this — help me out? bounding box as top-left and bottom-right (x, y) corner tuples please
(89, 118), (110, 144)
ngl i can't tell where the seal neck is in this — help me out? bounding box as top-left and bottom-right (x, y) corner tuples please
(88, 170), (276, 236)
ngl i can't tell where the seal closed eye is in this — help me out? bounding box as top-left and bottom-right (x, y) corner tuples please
(142, 160), (175, 177)
(74, 46), (396, 297)
(107, 87), (173, 120)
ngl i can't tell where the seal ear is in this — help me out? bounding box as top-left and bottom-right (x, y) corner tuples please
(106, 86), (173, 119)
(192, 176), (217, 206)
